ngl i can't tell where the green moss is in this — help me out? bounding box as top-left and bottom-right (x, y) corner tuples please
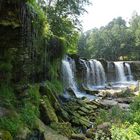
(27, 84), (40, 106)
(40, 95), (58, 123)
(0, 85), (16, 108)
(0, 63), (12, 72)
(20, 102), (39, 129)
(0, 116), (23, 137)
(45, 80), (63, 95)
(0, 130), (13, 140)
(50, 122), (73, 138)
(0, 20), (20, 28)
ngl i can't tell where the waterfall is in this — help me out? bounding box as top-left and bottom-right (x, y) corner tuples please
(80, 59), (106, 88)
(62, 56), (78, 93)
(80, 59), (91, 88)
(114, 62), (126, 82)
(125, 63), (133, 81)
(92, 60), (106, 86)
(62, 56), (96, 100)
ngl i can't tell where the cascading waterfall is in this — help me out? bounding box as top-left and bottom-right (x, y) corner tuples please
(125, 63), (133, 81)
(92, 60), (106, 86)
(80, 59), (106, 88)
(114, 62), (127, 82)
(62, 56), (96, 100)
(114, 62), (134, 82)
(62, 56), (136, 99)
(80, 59), (91, 88)
(62, 56), (78, 93)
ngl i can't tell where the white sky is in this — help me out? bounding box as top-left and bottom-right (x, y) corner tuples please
(81, 0), (140, 31)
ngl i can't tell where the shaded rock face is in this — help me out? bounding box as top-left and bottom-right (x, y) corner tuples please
(0, 0), (23, 48)
(106, 62), (116, 82)
(130, 61), (140, 80)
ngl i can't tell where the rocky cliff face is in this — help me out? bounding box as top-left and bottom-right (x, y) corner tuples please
(129, 61), (140, 80)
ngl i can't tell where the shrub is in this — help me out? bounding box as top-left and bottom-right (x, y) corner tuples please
(111, 123), (140, 140)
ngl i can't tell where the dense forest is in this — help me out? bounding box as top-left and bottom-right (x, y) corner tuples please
(78, 14), (140, 60)
(1, 0), (140, 140)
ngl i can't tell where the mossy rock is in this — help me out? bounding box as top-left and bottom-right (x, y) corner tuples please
(15, 127), (31, 140)
(39, 96), (58, 124)
(34, 119), (69, 140)
(39, 84), (61, 110)
(0, 130), (13, 140)
(50, 122), (73, 138)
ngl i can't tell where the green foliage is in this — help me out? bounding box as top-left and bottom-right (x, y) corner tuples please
(96, 106), (130, 125)
(96, 109), (110, 125)
(19, 85), (40, 128)
(95, 95), (140, 139)
(78, 15), (140, 60)
(111, 123), (140, 140)
(20, 102), (39, 129)
(0, 116), (22, 136)
(27, 85), (40, 106)
(45, 80), (63, 95)
(0, 84), (16, 108)
(130, 95), (140, 112)
(0, 63), (12, 72)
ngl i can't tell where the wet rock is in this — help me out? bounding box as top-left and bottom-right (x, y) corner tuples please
(99, 99), (118, 108)
(115, 97), (134, 104)
(71, 133), (86, 140)
(82, 86), (99, 95)
(86, 128), (95, 138)
(67, 88), (77, 97)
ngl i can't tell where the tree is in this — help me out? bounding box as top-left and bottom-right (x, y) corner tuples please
(78, 16), (136, 60)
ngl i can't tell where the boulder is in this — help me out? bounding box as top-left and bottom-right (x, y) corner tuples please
(99, 99), (118, 108)
(39, 96), (58, 124)
(71, 133), (86, 140)
(34, 119), (69, 140)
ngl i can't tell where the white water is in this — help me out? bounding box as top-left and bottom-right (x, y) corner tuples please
(114, 62), (127, 82)
(62, 56), (136, 99)
(125, 63), (133, 81)
(62, 56), (95, 100)
(62, 57), (78, 92)
(80, 59), (106, 88)
(92, 60), (106, 86)
(80, 59), (91, 89)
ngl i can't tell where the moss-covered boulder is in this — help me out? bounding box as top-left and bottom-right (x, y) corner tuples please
(50, 122), (73, 138)
(39, 95), (58, 124)
(34, 119), (69, 140)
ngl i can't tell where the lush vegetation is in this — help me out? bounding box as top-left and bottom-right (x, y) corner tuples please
(78, 13), (140, 60)
(94, 95), (140, 140)
(0, 0), (91, 139)
(1, 0), (140, 140)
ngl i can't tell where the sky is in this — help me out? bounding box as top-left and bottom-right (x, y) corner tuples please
(81, 0), (140, 31)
